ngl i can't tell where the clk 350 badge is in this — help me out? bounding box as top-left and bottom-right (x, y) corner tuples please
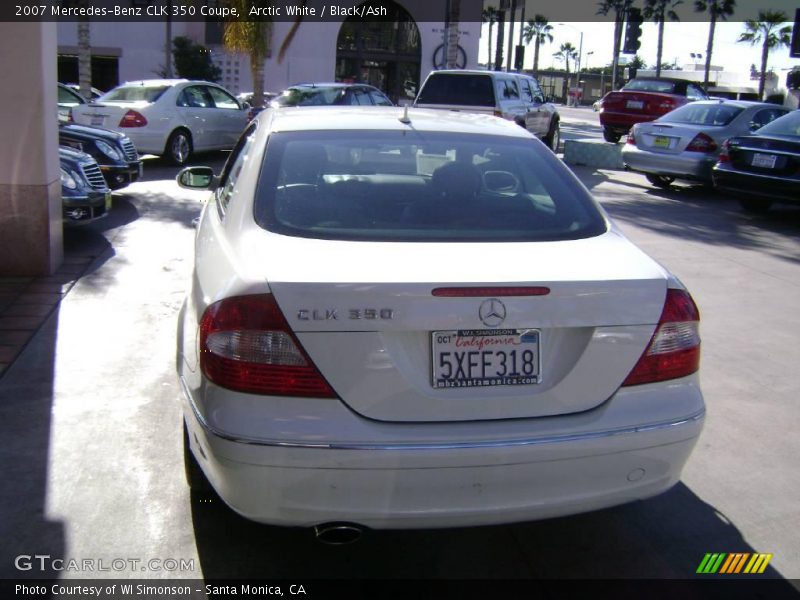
(297, 309), (395, 321)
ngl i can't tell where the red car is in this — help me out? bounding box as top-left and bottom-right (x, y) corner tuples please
(599, 78), (709, 143)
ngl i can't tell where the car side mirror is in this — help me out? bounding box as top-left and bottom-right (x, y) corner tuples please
(177, 166), (216, 190)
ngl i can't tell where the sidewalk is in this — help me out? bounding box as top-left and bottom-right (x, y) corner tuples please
(0, 256), (95, 378)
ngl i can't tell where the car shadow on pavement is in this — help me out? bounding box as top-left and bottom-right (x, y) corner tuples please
(189, 482), (798, 588)
(592, 182), (800, 266)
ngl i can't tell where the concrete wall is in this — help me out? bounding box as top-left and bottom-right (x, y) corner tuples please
(0, 23), (62, 276)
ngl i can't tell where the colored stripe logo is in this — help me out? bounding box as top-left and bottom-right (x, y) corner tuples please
(697, 553), (773, 574)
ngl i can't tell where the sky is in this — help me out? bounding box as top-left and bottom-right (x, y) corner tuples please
(478, 20), (799, 76)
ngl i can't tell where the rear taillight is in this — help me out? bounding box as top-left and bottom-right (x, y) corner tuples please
(658, 100), (676, 112)
(622, 288), (700, 386)
(626, 132), (636, 145)
(686, 132), (717, 153)
(119, 110), (147, 128)
(199, 294), (336, 398)
(717, 139), (731, 163)
(493, 110), (503, 118)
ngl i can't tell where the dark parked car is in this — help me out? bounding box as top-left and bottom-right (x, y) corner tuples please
(271, 83), (393, 108)
(59, 123), (142, 190)
(58, 82), (88, 122)
(414, 70), (561, 152)
(59, 146), (112, 225)
(712, 110), (800, 213)
(599, 78), (709, 143)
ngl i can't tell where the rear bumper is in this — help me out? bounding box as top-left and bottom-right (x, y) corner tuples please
(623, 145), (716, 181)
(600, 112), (657, 133)
(712, 166), (800, 205)
(181, 375), (705, 529)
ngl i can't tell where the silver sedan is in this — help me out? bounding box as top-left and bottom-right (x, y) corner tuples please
(622, 100), (789, 188)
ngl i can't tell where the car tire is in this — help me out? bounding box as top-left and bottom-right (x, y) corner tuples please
(545, 121), (561, 153)
(603, 129), (622, 144)
(166, 129), (193, 166)
(645, 174), (675, 189)
(183, 421), (213, 496)
(739, 198), (772, 213)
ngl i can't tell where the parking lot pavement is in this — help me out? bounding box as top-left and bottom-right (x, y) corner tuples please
(1, 150), (798, 588)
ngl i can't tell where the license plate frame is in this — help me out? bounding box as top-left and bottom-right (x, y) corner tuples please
(751, 153), (777, 169)
(91, 115), (105, 127)
(626, 100), (644, 110)
(431, 329), (542, 389)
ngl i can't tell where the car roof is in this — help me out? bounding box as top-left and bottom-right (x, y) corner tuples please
(118, 79), (189, 87)
(263, 106), (532, 138)
(428, 69), (526, 77)
(628, 77), (692, 83)
(288, 82), (376, 89)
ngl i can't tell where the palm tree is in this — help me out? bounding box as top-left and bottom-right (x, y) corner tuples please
(494, 8), (506, 71)
(694, 0), (736, 92)
(76, 0), (91, 100)
(223, 2), (272, 110)
(738, 10), (792, 100)
(597, 0), (636, 90)
(223, 0), (304, 109)
(482, 6), (499, 69)
(522, 14), (554, 76)
(644, 0), (682, 77)
(445, 0), (462, 69)
(554, 42), (579, 101)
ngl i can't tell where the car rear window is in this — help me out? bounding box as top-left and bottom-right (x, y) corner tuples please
(622, 80), (677, 93)
(755, 110), (800, 138)
(416, 75), (496, 107)
(273, 87), (344, 107)
(100, 85), (170, 103)
(254, 130), (607, 242)
(659, 103), (744, 126)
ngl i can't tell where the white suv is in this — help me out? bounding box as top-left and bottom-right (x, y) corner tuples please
(415, 70), (561, 152)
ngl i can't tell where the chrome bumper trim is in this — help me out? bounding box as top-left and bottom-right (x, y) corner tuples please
(179, 376), (704, 451)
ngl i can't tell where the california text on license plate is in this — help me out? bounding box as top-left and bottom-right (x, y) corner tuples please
(431, 329), (541, 389)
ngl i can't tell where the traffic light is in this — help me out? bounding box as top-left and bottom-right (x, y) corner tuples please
(623, 8), (643, 55)
(790, 9), (799, 58)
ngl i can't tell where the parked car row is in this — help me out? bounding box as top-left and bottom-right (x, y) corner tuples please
(621, 99), (797, 212)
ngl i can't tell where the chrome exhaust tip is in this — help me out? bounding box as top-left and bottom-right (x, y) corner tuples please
(313, 522), (364, 545)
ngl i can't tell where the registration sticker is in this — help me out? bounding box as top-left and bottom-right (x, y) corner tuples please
(751, 153), (777, 169)
(431, 329), (541, 389)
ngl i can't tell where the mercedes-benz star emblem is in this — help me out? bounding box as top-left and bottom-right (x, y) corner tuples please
(479, 298), (507, 328)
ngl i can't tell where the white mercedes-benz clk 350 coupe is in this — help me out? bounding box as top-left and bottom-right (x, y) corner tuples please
(176, 106), (704, 534)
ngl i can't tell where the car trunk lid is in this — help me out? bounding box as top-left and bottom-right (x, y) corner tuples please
(236, 230), (668, 422)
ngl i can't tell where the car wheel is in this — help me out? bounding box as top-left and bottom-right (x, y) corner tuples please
(645, 174), (675, 189)
(739, 199), (772, 213)
(545, 122), (561, 153)
(166, 129), (192, 166)
(183, 421), (212, 496)
(603, 129), (621, 144)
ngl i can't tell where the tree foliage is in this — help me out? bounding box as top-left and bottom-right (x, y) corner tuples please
(172, 36), (221, 82)
(738, 10), (792, 99)
(523, 15), (553, 76)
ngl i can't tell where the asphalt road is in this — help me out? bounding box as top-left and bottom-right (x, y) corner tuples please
(1, 111), (799, 594)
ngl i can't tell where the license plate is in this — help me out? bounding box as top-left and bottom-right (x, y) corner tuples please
(91, 115), (105, 126)
(104, 192), (112, 212)
(431, 329), (541, 389)
(626, 100), (644, 109)
(653, 136), (672, 149)
(751, 153), (777, 169)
